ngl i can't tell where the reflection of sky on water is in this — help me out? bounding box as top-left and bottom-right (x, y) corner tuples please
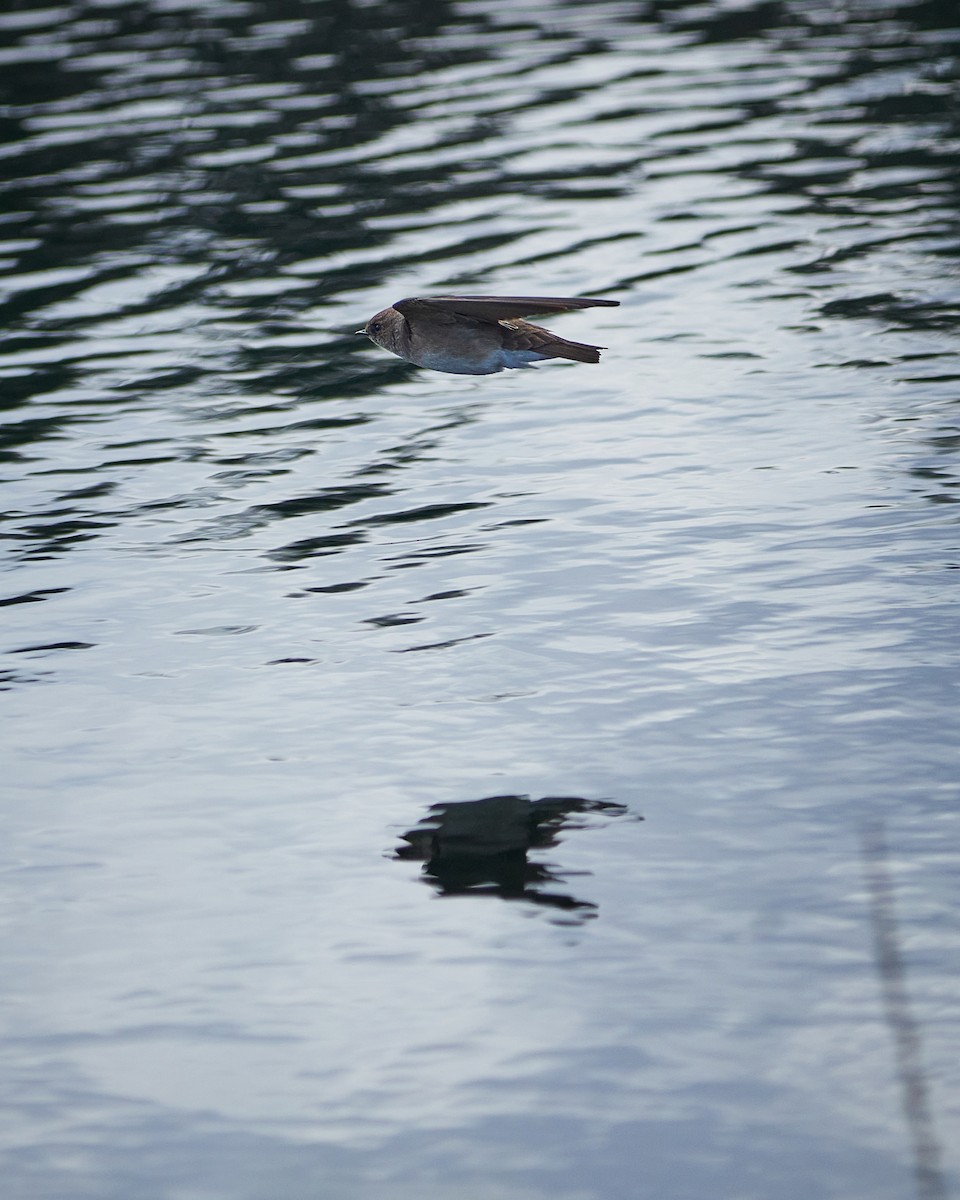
(1, 1), (958, 1198)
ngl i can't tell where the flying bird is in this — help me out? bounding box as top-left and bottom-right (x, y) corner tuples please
(359, 294), (619, 375)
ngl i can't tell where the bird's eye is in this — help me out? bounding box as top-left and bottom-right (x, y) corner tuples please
(371, 321), (382, 333)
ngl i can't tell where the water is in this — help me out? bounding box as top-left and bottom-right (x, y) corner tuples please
(2, 1), (959, 1198)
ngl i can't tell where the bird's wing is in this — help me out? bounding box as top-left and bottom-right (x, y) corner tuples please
(394, 295), (618, 324)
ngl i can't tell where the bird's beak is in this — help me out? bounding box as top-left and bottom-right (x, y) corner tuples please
(355, 329), (368, 336)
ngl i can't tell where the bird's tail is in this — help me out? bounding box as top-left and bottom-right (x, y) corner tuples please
(502, 320), (607, 364)
(546, 337), (605, 364)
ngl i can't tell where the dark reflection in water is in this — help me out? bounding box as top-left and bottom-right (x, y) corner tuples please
(395, 794), (631, 921)
(862, 822), (948, 1200)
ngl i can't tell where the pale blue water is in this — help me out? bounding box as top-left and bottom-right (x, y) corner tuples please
(1, 2), (958, 1198)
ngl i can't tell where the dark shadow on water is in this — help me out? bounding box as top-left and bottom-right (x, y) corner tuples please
(394, 794), (633, 923)
(861, 822), (948, 1200)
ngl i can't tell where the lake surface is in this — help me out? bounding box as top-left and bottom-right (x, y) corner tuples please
(2, 2), (959, 1198)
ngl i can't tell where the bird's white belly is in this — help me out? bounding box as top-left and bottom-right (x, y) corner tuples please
(413, 347), (550, 375)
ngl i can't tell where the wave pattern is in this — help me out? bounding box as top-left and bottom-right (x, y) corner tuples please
(1, 3), (957, 568)
(1, 3), (958, 1200)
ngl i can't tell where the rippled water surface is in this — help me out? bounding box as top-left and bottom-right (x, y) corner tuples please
(2, 2), (959, 1198)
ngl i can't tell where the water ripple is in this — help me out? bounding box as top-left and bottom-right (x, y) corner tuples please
(2, 3), (959, 1199)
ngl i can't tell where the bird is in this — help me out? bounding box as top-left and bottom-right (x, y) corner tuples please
(358, 294), (619, 375)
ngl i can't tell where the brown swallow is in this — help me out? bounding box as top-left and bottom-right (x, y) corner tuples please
(358, 294), (619, 375)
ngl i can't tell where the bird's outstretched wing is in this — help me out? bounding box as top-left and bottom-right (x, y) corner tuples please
(394, 295), (618, 325)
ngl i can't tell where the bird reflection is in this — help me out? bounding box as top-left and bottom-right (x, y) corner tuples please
(393, 794), (631, 922)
